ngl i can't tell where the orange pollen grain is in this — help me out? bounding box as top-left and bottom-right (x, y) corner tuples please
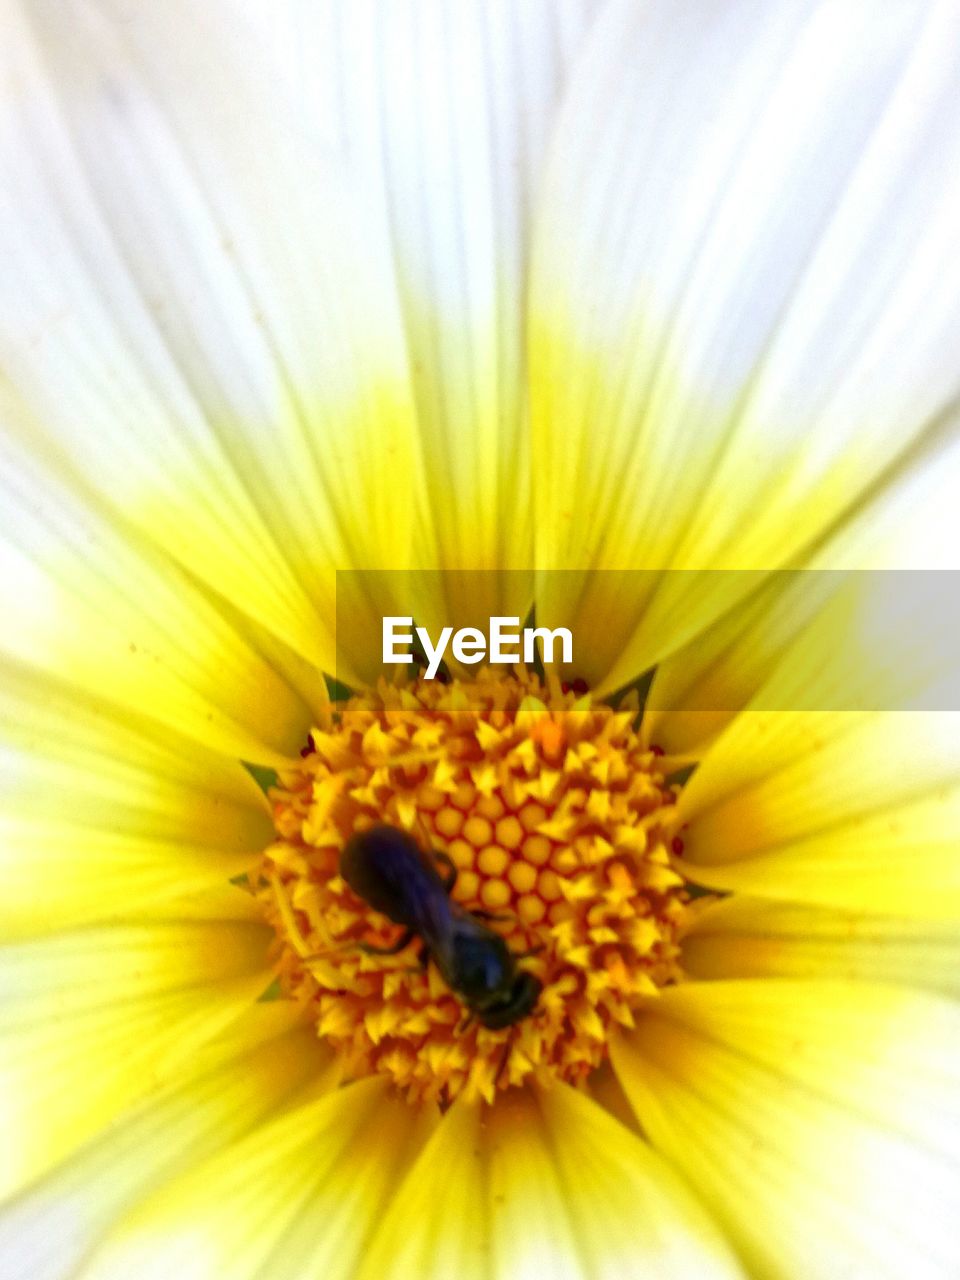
(255, 670), (693, 1106)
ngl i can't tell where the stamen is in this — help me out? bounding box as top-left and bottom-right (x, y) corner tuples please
(255, 670), (696, 1105)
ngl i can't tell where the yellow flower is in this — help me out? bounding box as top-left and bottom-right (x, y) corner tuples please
(1, 2), (960, 1278)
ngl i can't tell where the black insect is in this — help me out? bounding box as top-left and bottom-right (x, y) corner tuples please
(340, 824), (542, 1030)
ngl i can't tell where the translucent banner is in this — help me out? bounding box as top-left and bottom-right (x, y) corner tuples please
(334, 569), (960, 712)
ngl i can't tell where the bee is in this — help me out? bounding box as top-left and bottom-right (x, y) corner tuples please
(340, 824), (543, 1029)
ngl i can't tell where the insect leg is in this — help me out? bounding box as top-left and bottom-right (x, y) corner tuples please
(456, 1009), (478, 1035)
(357, 927), (416, 956)
(433, 850), (458, 893)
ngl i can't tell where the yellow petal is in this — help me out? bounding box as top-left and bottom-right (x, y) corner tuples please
(0, 818), (261, 942)
(0, 421), (310, 764)
(531, 1), (960, 690)
(79, 1079), (434, 1280)
(0, 662), (268, 832)
(531, 1085), (745, 1280)
(0, 662), (271, 937)
(357, 1086), (744, 1280)
(0, 920), (271, 1200)
(612, 980), (960, 1279)
(645, 432), (960, 755)
(645, 569), (959, 757)
(683, 896), (960, 997)
(676, 710), (960, 917)
(354, 1097), (487, 1280)
(0, 1017), (328, 1279)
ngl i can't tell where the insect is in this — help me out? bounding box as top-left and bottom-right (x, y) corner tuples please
(340, 824), (543, 1029)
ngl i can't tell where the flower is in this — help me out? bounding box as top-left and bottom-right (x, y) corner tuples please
(1, 1), (960, 1278)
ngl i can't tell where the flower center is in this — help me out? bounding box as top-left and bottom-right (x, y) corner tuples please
(256, 670), (694, 1105)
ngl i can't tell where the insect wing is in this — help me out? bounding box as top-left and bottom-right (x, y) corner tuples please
(340, 826), (451, 936)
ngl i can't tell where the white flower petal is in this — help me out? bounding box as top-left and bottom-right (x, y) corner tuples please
(0, 0), (422, 681)
(531, 0), (960, 690)
(281, 0), (599, 621)
(612, 981), (960, 1279)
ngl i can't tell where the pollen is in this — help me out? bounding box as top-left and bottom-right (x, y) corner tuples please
(255, 670), (694, 1106)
